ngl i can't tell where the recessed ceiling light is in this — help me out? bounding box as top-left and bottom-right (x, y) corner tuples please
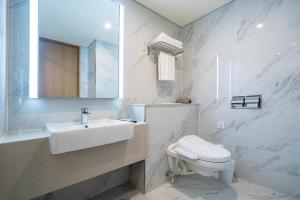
(256, 23), (264, 29)
(104, 22), (112, 29)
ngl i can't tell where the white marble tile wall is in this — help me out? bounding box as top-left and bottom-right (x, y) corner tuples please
(85, 39), (119, 98)
(181, 0), (300, 197)
(88, 40), (97, 98)
(95, 40), (119, 98)
(7, 0), (181, 132)
(79, 47), (89, 98)
(114, 0), (182, 116)
(0, 0), (6, 136)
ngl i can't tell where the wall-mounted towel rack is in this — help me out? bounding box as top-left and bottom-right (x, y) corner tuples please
(147, 33), (183, 81)
(148, 41), (184, 56)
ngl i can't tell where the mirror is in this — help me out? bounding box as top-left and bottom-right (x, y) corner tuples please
(30, 0), (122, 98)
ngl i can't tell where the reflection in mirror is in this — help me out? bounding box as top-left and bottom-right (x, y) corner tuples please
(29, 0), (122, 98)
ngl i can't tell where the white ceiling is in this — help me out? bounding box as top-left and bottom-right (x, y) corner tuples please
(39, 0), (119, 47)
(135, 0), (232, 27)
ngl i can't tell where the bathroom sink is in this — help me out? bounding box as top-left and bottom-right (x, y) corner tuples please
(46, 119), (134, 154)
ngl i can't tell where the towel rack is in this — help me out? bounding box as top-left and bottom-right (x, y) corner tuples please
(148, 41), (184, 56)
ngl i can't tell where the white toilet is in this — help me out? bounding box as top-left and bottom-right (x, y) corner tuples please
(167, 135), (235, 184)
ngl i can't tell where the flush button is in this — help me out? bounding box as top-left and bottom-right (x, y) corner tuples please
(217, 121), (225, 130)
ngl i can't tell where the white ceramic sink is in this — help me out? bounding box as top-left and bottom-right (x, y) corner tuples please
(46, 119), (134, 154)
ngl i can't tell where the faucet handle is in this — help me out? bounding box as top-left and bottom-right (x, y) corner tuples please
(81, 108), (89, 114)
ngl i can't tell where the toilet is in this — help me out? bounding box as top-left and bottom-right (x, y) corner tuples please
(166, 135), (235, 184)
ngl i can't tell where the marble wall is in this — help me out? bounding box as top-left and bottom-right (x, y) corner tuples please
(95, 40), (119, 98)
(87, 39), (119, 98)
(181, 0), (300, 197)
(0, 0), (6, 136)
(7, 0), (181, 132)
(79, 47), (89, 98)
(88, 40), (97, 97)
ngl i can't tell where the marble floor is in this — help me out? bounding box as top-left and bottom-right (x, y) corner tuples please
(89, 175), (299, 200)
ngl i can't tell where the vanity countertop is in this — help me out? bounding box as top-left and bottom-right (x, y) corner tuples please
(0, 129), (48, 144)
(128, 103), (199, 107)
(0, 122), (146, 144)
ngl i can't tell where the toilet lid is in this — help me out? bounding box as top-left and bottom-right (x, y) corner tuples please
(176, 135), (231, 162)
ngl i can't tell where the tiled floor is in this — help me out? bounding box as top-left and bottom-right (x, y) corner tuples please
(90, 175), (299, 200)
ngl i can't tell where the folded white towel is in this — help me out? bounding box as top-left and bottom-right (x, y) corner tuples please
(158, 52), (175, 81)
(152, 32), (183, 49)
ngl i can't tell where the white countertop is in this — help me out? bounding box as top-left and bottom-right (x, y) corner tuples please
(128, 103), (199, 107)
(0, 129), (48, 144)
(0, 122), (146, 144)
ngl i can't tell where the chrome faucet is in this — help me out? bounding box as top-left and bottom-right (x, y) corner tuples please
(81, 108), (89, 125)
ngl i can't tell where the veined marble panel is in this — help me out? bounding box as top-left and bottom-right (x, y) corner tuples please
(79, 47), (89, 98)
(181, 0), (300, 196)
(81, 39), (120, 99)
(95, 40), (119, 98)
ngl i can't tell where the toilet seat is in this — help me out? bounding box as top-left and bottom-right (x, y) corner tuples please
(166, 135), (235, 184)
(175, 135), (231, 163)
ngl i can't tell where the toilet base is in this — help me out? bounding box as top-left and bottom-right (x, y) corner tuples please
(219, 164), (235, 184)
